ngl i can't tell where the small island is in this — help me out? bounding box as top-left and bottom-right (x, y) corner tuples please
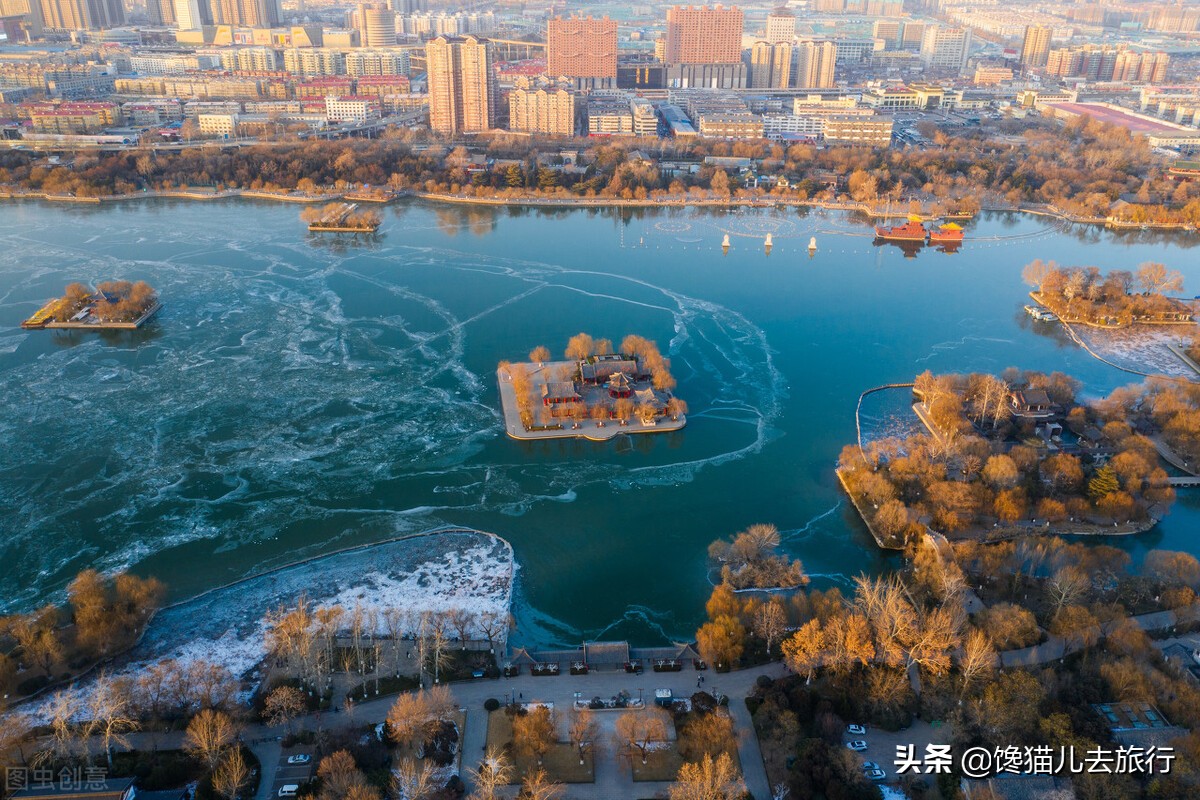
(840, 370), (1181, 549)
(301, 201), (382, 233)
(1023, 260), (1193, 328)
(21, 280), (161, 330)
(497, 333), (687, 441)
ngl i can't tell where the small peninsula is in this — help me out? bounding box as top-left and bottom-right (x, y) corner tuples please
(21, 280), (161, 330)
(497, 333), (687, 441)
(840, 370), (1181, 549)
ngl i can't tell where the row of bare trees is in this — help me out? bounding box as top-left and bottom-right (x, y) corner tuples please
(266, 598), (507, 694)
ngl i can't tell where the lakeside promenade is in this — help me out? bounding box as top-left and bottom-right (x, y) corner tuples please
(2, 186), (1197, 233)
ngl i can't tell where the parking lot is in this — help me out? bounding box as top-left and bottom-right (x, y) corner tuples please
(842, 719), (954, 785)
(269, 747), (315, 798)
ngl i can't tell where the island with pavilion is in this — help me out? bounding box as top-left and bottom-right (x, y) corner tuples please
(497, 333), (687, 441)
(21, 280), (161, 330)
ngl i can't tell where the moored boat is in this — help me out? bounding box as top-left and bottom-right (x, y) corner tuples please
(874, 219), (928, 242)
(929, 222), (965, 245)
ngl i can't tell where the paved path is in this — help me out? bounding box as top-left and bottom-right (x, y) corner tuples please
(52, 664), (786, 800)
(1001, 604), (1200, 668)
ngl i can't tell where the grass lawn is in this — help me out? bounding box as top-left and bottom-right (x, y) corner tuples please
(484, 710), (595, 783)
(629, 747), (684, 782)
(346, 673), (420, 701)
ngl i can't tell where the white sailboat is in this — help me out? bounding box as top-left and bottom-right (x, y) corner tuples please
(721, 234), (730, 248)
(808, 236), (818, 251)
(764, 233), (773, 253)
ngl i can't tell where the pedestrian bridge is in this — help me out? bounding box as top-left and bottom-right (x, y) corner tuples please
(1168, 476), (1200, 487)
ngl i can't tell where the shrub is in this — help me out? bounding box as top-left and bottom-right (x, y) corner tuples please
(483, 697), (500, 712)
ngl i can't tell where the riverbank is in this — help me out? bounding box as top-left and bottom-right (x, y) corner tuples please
(839, 465), (1159, 552)
(3, 185), (1199, 233)
(8, 528), (515, 714)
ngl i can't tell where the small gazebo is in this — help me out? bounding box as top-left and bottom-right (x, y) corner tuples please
(608, 372), (633, 398)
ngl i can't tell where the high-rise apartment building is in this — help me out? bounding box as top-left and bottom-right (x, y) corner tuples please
(547, 16), (617, 80)
(146, 0), (174, 25)
(426, 34), (497, 135)
(764, 9), (794, 44)
(749, 40), (791, 89)
(508, 86), (575, 136)
(1019, 25), (1051, 70)
(1112, 50), (1170, 84)
(39, 0), (123, 30)
(664, 5), (743, 64)
(900, 21), (927, 50)
(211, 0), (279, 28)
(873, 19), (902, 49)
(793, 40), (836, 88)
(1046, 44), (1123, 82)
(357, 3), (397, 48)
(919, 25), (971, 74)
(0, 0), (42, 36)
(173, 0), (204, 28)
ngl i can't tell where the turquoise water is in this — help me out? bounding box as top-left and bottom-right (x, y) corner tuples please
(1, 200), (1198, 646)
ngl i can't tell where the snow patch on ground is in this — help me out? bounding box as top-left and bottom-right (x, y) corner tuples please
(1072, 324), (1198, 378)
(9, 530), (513, 724)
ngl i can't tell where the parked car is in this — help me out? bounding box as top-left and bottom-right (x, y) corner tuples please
(278, 786), (299, 797)
(286, 755), (310, 765)
(846, 740), (868, 752)
(866, 769), (887, 781)
(847, 724), (867, 736)
(862, 762), (880, 772)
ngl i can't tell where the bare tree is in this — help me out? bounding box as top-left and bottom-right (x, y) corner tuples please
(781, 619), (824, 683)
(191, 660), (238, 711)
(668, 752), (746, 800)
(318, 750), (369, 800)
(212, 748), (252, 800)
(958, 628), (997, 701)
(447, 607), (474, 648)
(263, 685), (307, 732)
(386, 685), (455, 749)
(0, 711), (34, 766)
(520, 769), (563, 800)
(424, 623), (450, 685)
(1047, 566), (1090, 613)
(184, 708), (239, 773)
(40, 690), (85, 765)
(11, 606), (63, 675)
(568, 709), (599, 765)
(512, 706), (556, 765)
(753, 600), (788, 655)
(1136, 262), (1184, 295)
(614, 708), (670, 765)
(382, 607), (405, 674)
(466, 748), (512, 800)
(565, 333), (595, 361)
(477, 611), (505, 654)
(91, 673), (139, 768)
(392, 757), (436, 800)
